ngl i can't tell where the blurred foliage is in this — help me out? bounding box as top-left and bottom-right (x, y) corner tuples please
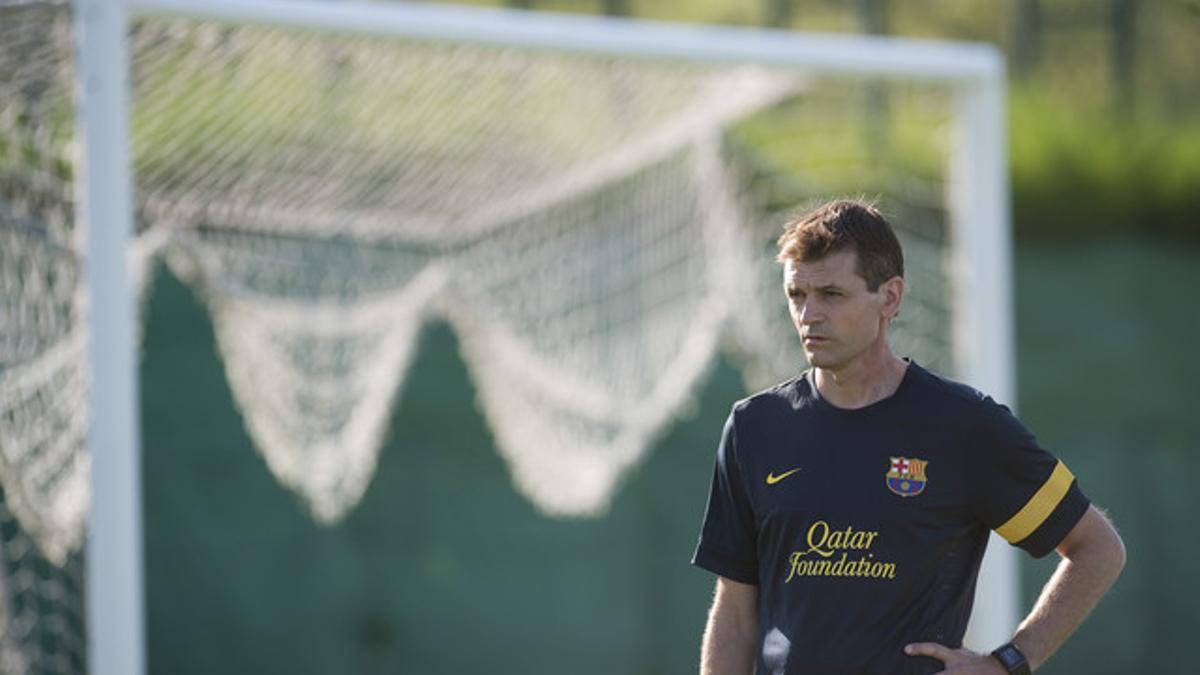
(1010, 84), (1200, 238)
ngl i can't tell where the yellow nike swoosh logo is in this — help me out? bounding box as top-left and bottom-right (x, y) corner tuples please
(766, 468), (803, 485)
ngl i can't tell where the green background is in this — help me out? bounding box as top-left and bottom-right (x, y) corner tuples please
(142, 236), (1198, 674)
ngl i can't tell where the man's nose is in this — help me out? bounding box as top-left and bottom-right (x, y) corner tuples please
(797, 300), (823, 325)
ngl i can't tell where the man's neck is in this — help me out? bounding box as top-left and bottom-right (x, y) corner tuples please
(813, 350), (909, 410)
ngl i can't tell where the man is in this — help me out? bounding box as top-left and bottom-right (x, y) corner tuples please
(692, 200), (1125, 675)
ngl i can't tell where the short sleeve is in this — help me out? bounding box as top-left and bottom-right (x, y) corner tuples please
(968, 398), (1090, 558)
(691, 408), (759, 584)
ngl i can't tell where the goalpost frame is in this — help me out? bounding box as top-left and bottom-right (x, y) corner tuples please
(74, 2), (143, 675)
(75, 1), (1014, 674)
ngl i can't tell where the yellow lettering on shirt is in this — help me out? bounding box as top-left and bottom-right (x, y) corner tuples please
(785, 520), (896, 582)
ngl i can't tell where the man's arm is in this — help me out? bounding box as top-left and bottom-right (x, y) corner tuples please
(700, 576), (758, 675)
(1008, 505), (1127, 669)
(905, 504), (1126, 673)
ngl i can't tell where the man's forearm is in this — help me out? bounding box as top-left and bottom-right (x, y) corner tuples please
(1011, 510), (1126, 671)
(700, 579), (758, 675)
(700, 607), (756, 675)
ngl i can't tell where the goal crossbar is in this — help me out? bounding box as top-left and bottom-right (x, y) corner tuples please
(133, 0), (1002, 81)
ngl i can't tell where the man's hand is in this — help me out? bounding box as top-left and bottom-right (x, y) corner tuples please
(903, 643), (1007, 675)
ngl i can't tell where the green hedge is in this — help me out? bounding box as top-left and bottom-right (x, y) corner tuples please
(1010, 86), (1200, 239)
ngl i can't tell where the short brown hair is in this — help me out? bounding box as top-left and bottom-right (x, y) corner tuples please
(775, 199), (904, 291)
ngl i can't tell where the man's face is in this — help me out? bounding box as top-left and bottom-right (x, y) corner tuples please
(783, 248), (899, 371)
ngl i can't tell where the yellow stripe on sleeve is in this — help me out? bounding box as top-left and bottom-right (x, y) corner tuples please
(995, 460), (1075, 545)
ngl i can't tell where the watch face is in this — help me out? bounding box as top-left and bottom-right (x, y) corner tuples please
(992, 644), (1030, 675)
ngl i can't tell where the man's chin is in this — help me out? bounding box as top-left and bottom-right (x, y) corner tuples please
(804, 351), (839, 369)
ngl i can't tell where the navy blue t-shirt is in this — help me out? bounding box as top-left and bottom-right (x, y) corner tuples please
(691, 362), (1090, 675)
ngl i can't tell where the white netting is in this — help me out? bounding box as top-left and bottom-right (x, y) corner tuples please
(0, 491), (84, 675)
(1, 3), (88, 671)
(4, 5), (962, 531)
(127, 17), (810, 520)
(0, 0), (88, 568)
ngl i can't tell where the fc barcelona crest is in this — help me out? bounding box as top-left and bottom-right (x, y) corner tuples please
(886, 456), (928, 497)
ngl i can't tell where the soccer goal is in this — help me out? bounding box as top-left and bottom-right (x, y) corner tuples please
(2, 0), (1014, 673)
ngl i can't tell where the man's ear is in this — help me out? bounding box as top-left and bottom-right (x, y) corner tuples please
(880, 276), (904, 321)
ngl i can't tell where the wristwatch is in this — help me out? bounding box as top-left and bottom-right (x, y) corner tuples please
(990, 642), (1031, 675)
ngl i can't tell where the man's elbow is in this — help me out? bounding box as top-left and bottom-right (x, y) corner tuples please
(1060, 506), (1126, 582)
(1093, 508), (1126, 581)
(1108, 526), (1127, 575)
(1092, 528), (1126, 587)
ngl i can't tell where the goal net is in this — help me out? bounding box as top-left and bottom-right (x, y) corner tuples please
(0, 2), (89, 673)
(1, 0), (1012, 672)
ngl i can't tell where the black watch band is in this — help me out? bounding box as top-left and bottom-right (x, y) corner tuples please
(990, 642), (1032, 675)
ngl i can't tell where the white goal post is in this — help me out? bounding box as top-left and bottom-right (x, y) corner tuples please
(72, 1), (1015, 674)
